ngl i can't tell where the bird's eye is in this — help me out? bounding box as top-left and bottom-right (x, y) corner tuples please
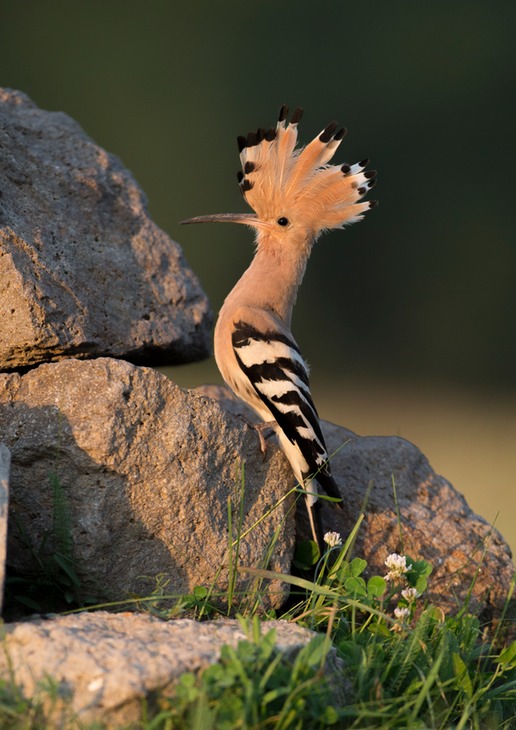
(277, 217), (289, 227)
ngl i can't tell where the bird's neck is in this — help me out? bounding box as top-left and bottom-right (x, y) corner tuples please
(223, 238), (313, 328)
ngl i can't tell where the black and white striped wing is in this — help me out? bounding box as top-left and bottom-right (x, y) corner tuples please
(232, 320), (341, 501)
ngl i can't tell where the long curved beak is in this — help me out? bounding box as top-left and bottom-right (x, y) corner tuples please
(181, 213), (259, 226)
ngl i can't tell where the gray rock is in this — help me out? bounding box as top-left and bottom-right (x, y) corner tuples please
(0, 359), (295, 609)
(0, 443), (9, 613)
(0, 612), (343, 727)
(0, 88), (212, 370)
(197, 385), (515, 625)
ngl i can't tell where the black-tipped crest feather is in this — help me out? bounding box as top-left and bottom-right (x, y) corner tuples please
(278, 104), (289, 122)
(290, 106), (304, 124)
(234, 106), (377, 232)
(319, 121), (339, 143)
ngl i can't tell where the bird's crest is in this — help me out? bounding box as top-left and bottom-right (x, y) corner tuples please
(237, 105), (377, 235)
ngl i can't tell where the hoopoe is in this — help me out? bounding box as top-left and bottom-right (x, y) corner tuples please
(182, 105), (377, 552)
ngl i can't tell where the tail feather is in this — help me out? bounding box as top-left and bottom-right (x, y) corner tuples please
(306, 498), (325, 553)
(316, 470), (343, 507)
(304, 469), (342, 553)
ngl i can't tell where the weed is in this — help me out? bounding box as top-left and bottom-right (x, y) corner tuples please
(154, 616), (338, 730)
(4, 472), (96, 618)
(2, 466), (514, 729)
(128, 532), (516, 729)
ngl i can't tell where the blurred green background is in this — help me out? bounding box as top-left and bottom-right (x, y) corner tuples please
(1, 1), (514, 552)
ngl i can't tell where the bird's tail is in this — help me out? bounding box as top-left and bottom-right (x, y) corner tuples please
(303, 467), (343, 553)
(306, 496), (325, 554)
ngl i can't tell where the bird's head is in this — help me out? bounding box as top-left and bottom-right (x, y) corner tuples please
(182, 105), (377, 248)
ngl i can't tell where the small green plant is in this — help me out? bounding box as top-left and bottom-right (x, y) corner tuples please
(0, 672), (64, 730)
(151, 616), (338, 730)
(127, 525), (516, 730)
(2, 462), (514, 729)
(5, 472), (94, 617)
(239, 535), (516, 729)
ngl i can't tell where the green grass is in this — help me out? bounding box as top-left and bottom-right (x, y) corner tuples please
(130, 535), (515, 730)
(4, 472), (97, 618)
(153, 616), (339, 730)
(2, 474), (515, 729)
(2, 536), (515, 729)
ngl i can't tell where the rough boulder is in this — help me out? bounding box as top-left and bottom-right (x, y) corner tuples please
(0, 88), (212, 370)
(0, 359), (295, 610)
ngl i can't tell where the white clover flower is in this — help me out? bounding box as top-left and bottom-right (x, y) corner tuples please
(391, 606), (411, 633)
(394, 606), (410, 621)
(401, 587), (419, 603)
(384, 553), (413, 581)
(323, 531), (342, 548)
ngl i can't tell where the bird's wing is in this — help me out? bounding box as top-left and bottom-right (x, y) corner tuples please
(231, 317), (341, 502)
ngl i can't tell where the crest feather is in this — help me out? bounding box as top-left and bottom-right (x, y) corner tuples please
(236, 106), (377, 232)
